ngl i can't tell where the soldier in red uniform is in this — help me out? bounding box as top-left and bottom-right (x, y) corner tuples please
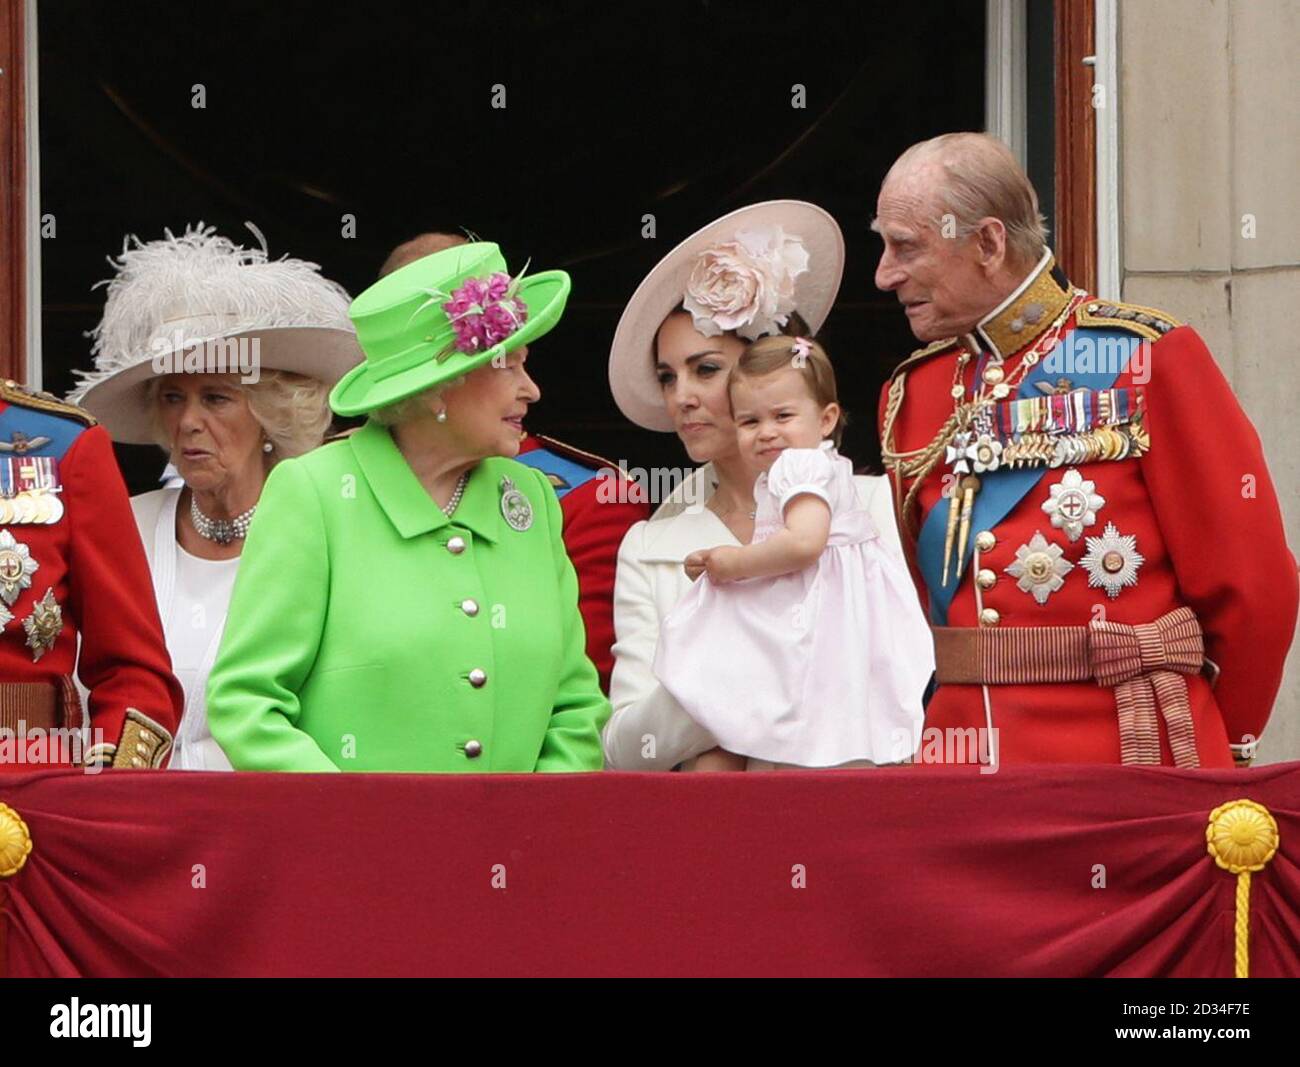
(377, 234), (648, 691)
(872, 133), (1298, 768)
(0, 381), (182, 771)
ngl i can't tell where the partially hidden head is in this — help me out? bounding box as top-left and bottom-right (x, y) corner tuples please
(380, 232), (470, 278)
(609, 201), (844, 464)
(872, 132), (1049, 342)
(728, 334), (843, 472)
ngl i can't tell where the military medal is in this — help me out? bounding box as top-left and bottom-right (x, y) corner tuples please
(1005, 531), (1074, 604)
(0, 529), (38, 606)
(934, 292), (1091, 585)
(1080, 522), (1145, 599)
(499, 476), (533, 531)
(0, 457), (62, 525)
(11, 493), (36, 523)
(944, 430), (976, 475)
(1042, 468), (1105, 542)
(971, 433), (1003, 473)
(22, 587), (61, 662)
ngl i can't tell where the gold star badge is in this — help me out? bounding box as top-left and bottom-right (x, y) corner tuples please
(22, 588), (61, 661)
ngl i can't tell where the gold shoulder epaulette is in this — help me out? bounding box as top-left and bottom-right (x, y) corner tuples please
(888, 336), (960, 381)
(1075, 300), (1182, 342)
(0, 379), (97, 426)
(534, 433), (618, 471)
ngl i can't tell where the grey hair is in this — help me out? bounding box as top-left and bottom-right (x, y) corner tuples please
(886, 132), (1049, 266)
(368, 378), (466, 427)
(146, 369), (332, 462)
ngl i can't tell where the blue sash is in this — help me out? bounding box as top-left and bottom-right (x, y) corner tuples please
(515, 446), (600, 500)
(916, 328), (1143, 624)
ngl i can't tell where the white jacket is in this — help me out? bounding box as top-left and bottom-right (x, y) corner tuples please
(603, 462), (920, 770)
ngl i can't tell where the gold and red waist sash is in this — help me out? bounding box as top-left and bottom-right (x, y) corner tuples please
(932, 607), (1205, 767)
(0, 676), (79, 733)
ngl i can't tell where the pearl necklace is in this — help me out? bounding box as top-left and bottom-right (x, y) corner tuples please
(442, 472), (469, 515)
(190, 496), (256, 545)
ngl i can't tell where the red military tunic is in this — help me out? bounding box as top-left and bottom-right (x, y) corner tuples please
(0, 382), (182, 771)
(879, 258), (1297, 767)
(516, 434), (648, 693)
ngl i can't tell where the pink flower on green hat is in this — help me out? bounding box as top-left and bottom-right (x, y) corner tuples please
(442, 271), (528, 354)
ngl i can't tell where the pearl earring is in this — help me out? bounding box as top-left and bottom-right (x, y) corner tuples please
(435, 409), (448, 423)
(262, 440), (273, 453)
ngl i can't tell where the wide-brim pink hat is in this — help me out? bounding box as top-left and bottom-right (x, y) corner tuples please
(608, 200), (845, 432)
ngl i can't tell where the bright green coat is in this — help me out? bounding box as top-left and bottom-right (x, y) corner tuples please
(206, 421), (610, 772)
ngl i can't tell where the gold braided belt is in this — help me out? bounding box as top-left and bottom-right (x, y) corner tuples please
(932, 606), (1206, 767)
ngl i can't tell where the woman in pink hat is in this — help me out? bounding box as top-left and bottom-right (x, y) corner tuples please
(604, 201), (929, 771)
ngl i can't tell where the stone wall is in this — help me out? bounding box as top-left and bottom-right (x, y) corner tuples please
(1119, 0), (1300, 762)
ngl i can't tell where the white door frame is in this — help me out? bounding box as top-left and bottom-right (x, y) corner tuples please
(1092, 0), (1121, 300)
(986, 0), (1121, 298)
(984, 0), (1027, 166)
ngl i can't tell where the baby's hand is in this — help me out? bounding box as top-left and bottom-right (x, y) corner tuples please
(684, 550), (710, 582)
(703, 545), (745, 583)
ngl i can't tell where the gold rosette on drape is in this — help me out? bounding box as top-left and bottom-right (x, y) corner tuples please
(1206, 799), (1279, 978)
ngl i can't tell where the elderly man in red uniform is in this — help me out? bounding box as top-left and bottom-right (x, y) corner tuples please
(873, 132), (1297, 768)
(378, 233), (648, 693)
(0, 381), (182, 771)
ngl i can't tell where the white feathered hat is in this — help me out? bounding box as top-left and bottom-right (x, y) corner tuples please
(70, 222), (364, 444)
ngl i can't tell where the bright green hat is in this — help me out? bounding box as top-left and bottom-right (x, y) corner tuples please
(330, 242), (570, 416)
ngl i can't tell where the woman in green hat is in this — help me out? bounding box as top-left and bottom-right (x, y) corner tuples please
(206, 243), (610, 771)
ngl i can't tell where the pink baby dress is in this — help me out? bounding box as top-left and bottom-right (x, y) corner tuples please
(654, 442), (933, 766)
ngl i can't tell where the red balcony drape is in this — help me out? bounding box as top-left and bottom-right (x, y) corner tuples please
(1, 764), (1297, 977)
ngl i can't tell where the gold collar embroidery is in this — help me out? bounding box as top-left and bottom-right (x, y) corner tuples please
(971, 250), (1073, 361)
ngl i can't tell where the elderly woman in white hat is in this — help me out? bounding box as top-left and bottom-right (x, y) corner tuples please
(605, 200), (921, 771)
(71, 224), (363, 770)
